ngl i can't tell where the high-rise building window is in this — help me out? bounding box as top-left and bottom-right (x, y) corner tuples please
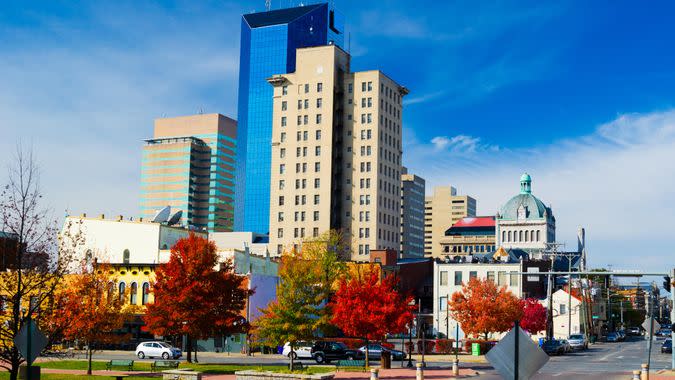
(361, 82), (366, 91)
(361, 98), (366, 107)
(298, 100), (302, 110)
(303, 115), (308, 124)
(315, 162), (320, 172)
(297, 115), (302, 125)
(313, 227), (319, 237)
(361, 114), (366, 123)
(279, 196), (284, 206)
(303, 131), (308, 140)
(282, 85), (288, 95)
(279, 180), (285, 190)
(316, 114), (322, 124)
(317, 82), (323, 92)
(469, 271), (477, 279)
(314, 194), (320, 205)
(314, 178), (320, 188)
(348, 83), (353, 93)
(279, 164), (285, 174)
(367, 81), (372, 91)
(280, 148), (285, 158)
(278, 212), (284, 222)
(367, 114), (372, 123)
(315, 146), (321, 156)
(317, 98), (322, 108)
(304, 99), (309, 109)
(280, 132), (286, 142)
(278, 228), (283, 238)
(304, 84), (309, 93)
(367, 97), (372, 107)
(313, 211), (319, 221)
(282, 101), (287, 111)
(316, 130), (322, 140)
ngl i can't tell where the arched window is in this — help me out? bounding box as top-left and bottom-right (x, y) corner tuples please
(531, 230), (535, 242)
(119, 282), (126, 302)
(130, 282), (138, 305)
(508, 231), (512, 242)
(519, 231), (523, 241)
(123, 249), (130, 264)
(536, 230), (540, 242)
(142, 283), (150, 305)
(107, 281), (115, 300)
(525, 230), (529, 242)
(502, 231), (506, 242)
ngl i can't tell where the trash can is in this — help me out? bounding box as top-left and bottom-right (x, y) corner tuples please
(471, 343), (481, 356)
(381, 351), (391, 369)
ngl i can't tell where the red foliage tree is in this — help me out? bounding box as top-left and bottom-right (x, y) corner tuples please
(143, 234), (252, 362)
(449, 277), (523, 340)
(329, 266), (414, 366)
(520, 298), (547, 334)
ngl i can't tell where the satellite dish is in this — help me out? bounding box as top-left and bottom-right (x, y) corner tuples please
(151, 206), (171, 223)
(167, 210), (183, 226)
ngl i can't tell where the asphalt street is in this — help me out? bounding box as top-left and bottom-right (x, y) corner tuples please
(60, 336), (673, 378)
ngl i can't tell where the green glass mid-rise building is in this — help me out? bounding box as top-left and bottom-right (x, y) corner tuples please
(140, 114), (237, 232)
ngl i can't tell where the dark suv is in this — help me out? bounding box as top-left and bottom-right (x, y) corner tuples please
(311, 341), (364, 363)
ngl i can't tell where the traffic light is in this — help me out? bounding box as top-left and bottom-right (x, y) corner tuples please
(664, 276), (671, 293)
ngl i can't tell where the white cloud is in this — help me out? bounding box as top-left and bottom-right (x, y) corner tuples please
(404, 110), (675, 271)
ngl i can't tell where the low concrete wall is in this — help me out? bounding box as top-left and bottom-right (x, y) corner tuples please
(163, 369), (202, 380)
(235, 370), (335, 380)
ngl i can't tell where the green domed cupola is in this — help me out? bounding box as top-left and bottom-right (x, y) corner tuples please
(520, 173), (532, 194)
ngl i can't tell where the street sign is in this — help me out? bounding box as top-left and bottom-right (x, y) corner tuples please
(13, 318), (47, 365)
(642, 318), (661, 333)
(486, 326), (549, 380)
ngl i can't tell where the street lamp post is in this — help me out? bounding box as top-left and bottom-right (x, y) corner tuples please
(406, 321), (413, 368)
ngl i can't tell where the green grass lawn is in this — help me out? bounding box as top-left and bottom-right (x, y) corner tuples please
(35, 360), (335, 375)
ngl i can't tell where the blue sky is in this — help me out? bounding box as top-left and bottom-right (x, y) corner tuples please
(2, 0), (675, 272)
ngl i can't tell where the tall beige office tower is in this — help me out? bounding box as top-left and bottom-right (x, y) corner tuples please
(267, 45), (407, 260)
(140, 114), (237, 232)
(424, 186), (476, 258)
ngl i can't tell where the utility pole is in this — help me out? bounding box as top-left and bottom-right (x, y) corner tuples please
(543, 242), (569, 339)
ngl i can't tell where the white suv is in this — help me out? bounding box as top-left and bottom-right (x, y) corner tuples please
(135, 341), (182, 360)
(282, 342), (313, 360)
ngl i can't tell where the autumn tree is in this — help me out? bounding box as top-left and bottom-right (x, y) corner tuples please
(520, 298), (547, 334)
(0, 145), (81, 380)
(330, 266), (414, 367)
(449, 277), (523, 340)
(53, 263), (135, 374)
(143, 234), (251, 363)
(255, 231), (347, 369)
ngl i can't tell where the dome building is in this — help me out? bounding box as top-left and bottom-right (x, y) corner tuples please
(496, 173), (555, 251)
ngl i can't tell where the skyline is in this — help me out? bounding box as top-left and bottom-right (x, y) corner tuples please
(2, 1), (675, 271)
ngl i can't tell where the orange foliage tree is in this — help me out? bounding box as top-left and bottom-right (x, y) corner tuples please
(449, 277), (523, 340)
(143, 234), (252, 363)
(53, 263), (135, 375)
(330, 266), (414, 366)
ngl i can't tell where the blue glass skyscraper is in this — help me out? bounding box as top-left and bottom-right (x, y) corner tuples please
(234, 3), (344, 233)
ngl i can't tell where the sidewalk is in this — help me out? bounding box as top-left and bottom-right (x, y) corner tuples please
(201, 367), (481, 380)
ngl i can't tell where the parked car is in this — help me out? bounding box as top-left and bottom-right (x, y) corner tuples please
(656, 328), (672, 337)
(135, 341), (182, 359)
(357, 343), (406, 361)
(541, 339), (565, 356)
(558, 339), (571, 353)
(311, 341), (364, 364)
(282, 342), (313, 360)
(606, 332), (620, 342)
(662, 339), (672, 354)
(567, 334), (589, 350)
(627, 327), (643, 336)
